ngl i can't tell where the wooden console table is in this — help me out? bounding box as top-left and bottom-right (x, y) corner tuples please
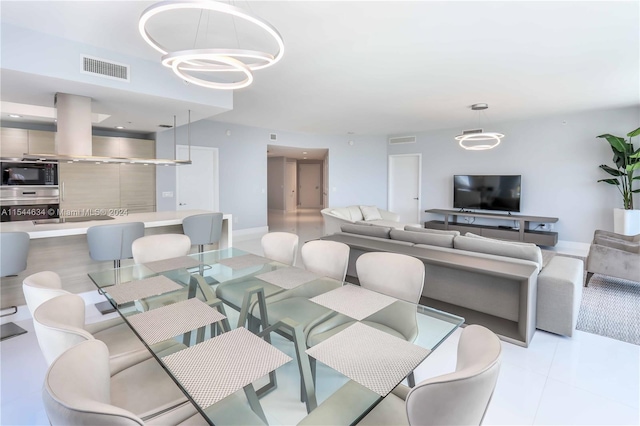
(425, 209), (559, 246)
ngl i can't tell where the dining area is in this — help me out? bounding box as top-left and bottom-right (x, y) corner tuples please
(10, 212), (502, 425)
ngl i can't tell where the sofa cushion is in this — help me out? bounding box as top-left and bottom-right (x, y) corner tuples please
(329, 208), (351, 220)
(341, 224), (392, 239)
(594, 235), (640, 254)
(404, 225), (460, 237)
(360, 205), (383, 221)
(357, 220), (406, 230)
(454, 235), (543, 268)
(346, 206), (364, 221)
(390, 229), (455, 248)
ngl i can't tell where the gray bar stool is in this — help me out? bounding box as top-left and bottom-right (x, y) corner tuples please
(0, 231), (30, 340)
(182, 213), (223, 283)
(87, 222), (145, 314)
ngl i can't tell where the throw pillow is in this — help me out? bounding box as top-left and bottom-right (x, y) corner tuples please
(454, 235), (543, 268)
(390, 229), (455, 248)
(360, 205), (383, 221)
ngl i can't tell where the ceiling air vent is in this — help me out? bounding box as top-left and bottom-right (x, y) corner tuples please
(81, 55), (130, 82)
(388, 135), (416, 145)
(270, 133), (277, 141)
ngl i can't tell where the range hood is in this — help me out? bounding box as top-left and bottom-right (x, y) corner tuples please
(23, 93), (191, 166)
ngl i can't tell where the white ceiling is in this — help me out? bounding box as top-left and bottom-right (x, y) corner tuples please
(1, 1), (638, 136)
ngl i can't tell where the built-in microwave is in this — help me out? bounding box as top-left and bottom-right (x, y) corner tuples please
(1, 161), (58, 186)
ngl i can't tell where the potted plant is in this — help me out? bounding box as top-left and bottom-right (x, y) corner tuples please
(597, 127), (640, 235)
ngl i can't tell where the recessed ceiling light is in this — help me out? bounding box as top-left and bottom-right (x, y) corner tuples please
(302, 151), (308, 154)
(115, 126), (125, 129)
(303, 157), (308, 159)
(8, 114), (22, 118)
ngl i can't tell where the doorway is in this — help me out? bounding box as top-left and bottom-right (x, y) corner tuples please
(388, 154), (421, 223)
(285, 160), (297, 212)
(176, 145), (219, 211)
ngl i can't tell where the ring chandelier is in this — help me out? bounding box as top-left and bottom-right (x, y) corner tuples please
(455, 104), (504, 151)
(139, 0), (284, 89)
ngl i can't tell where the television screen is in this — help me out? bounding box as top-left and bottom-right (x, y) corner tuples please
(453, 175), (521, 212)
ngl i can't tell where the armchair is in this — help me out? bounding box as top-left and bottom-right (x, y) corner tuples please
(585, 230), (640, 286)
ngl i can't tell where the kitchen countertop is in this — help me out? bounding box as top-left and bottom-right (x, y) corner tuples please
(0, 210), (232, 240)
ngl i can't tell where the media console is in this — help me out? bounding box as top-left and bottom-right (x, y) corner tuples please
(424, 209), (559, 246)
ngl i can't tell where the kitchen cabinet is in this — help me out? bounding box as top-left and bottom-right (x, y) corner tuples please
(0, 128), (29, 158)
(59, 162), (121, 213)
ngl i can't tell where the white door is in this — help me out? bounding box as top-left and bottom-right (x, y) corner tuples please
(298, 163), (322, 208)
(176, 145), (219, 211)
(388, 154), (421, 223)
(285, 161), (297, 212)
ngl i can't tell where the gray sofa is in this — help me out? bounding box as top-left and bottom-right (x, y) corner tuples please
(321, 224), (584, 345)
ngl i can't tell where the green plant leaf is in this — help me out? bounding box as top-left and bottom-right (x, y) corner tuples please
(627, 127), (640, 138)
(630, 150), (640, 159)
(627, 162), (640, 172)
(597, 134), (627, 152)
(633, 175), (640, 181)
(599, 165), (624, 176)
(632, 189), (640, 193)
(597, 178), (620, 185)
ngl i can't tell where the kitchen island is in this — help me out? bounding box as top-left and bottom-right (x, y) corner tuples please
(0, 210), (232, 307)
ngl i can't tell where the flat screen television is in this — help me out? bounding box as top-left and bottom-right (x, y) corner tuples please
(453, 175), (522, 212)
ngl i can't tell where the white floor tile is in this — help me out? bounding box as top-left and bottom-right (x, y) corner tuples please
(482, 362), (547, 425)
(533, 377), (640, 425)
(499, 330), (561, 377)
(548, 330), (640, 409)
(0, 390), (48, 426)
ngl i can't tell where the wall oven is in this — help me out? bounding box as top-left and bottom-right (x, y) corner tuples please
(1, 161), (58, 186)
(0, 187), (60, 222)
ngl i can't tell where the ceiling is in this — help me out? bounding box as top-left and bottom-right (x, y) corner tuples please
(1, 1), (638, 136)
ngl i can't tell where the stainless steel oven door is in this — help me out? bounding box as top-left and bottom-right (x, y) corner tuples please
(0, 187), (60, 222)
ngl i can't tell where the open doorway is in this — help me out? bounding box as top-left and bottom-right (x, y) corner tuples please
(266, 145), (328, 230)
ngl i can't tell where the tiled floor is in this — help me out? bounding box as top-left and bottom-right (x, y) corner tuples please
(1, 209), (638, 425)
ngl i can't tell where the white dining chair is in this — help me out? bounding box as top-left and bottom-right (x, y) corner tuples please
(32, 293), (179, 373)
(298, 325), (502, 426)
(261, 232), (299, 266)
(132, 234), (191, 264)
(43, 339), (268, 425)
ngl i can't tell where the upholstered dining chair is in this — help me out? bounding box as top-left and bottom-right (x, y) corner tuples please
(215, 232), (300, 317)
(261, 232), (299, 266)
(132, 234), (192, 264)
(23, 270), (131, 338)
(299, 324), (502, 426)
(32, 293), (179, 373)
(43, 339), (268, 426)
(305, 252), (425, 387)
(42, 339), (194, 425)
(0, 231), (30, 340)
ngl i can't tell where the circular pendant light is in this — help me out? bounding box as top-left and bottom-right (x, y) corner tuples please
(138, 0), (284, 89)
(455, 104), (505, 150)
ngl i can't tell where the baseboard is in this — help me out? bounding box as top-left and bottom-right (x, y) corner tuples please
(233, 226), (269, 242)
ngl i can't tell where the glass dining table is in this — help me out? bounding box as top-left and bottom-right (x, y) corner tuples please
(88, 247), (464, 425)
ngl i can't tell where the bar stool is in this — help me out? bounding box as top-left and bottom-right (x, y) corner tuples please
(0, 231), (30, 340)
(87, 222), (145, 314)
(182, 213), (223, 282)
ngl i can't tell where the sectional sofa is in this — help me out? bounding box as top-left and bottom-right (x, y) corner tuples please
(320, 205), (420, 235)
(321, 224), (584, 347)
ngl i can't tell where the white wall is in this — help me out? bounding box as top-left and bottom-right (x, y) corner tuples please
(267, 157), (285, 211)
(388, 106), (640, 243)
(157, 120), (388, 230)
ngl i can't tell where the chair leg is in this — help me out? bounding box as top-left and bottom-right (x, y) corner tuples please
(407, 371), (416, 388)
(585, 272), (594, 287)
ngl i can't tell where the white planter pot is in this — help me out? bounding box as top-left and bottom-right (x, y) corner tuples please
(613, 208), (640, 235)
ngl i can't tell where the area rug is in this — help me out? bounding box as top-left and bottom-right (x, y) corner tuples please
(575, 273), (640, 346)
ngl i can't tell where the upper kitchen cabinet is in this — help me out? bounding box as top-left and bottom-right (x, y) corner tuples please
(92, 136), (120, 157)
(0, 128), (29, 158)
(119, 138), (155, 159)
(28, 130), (55, 154)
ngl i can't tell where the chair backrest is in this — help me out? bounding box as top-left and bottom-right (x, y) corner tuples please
(43, 339), (144, 425)
(0, 231), (30, 277)
(23, 271), (69, 316)
(182, 213), (224, 246)
(355, 252), (425, 303)
(301, 240), (350, 281)
(131, 234), (191, 264)
(33, 294), (93, 365)
(87, 222), (145, 262)
(261, 232), (299, 266)
(405, 325), (502, 426)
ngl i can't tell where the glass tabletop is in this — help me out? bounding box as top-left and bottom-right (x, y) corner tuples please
(87, 247), (464, 425)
